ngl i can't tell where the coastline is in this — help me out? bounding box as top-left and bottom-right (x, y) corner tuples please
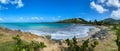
(0, 23), (95, 40)
(0, 25), (107, 40)
(77, 26), (109, 41)
(0, 25), (109, 41)
(0, 25), (117, 51)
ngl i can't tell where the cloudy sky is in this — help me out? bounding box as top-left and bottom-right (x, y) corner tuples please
(0, 0), (120, 22)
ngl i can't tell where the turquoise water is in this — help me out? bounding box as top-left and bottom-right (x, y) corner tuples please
(0, 23), (94, 39)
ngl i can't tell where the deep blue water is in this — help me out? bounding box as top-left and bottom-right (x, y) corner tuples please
(0, 23), (94, 39)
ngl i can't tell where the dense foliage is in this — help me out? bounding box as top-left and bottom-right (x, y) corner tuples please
(112, 25), (120, 51)
(65, 36), (99, 51)
(12, 35), (46, 51)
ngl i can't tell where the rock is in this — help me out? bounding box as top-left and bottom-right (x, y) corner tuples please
(44, 34), (51, 39)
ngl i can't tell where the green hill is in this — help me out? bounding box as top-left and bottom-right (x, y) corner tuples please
(102, 18), (120, 24)
(57, 18), (88, 24)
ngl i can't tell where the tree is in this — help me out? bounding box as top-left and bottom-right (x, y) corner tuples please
(89, 20), (92, 24)
(94, 19), (98, 25)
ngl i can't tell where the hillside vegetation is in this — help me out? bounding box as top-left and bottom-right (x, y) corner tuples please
(57, 18), (88, 24)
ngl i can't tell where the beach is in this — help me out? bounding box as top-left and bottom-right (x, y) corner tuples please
(0, 25), (117, 51)
(0, 23), (95, 40)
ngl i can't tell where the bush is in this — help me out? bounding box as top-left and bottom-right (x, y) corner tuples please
(112, 25), (120, 51)
(12, 35), (47, 51)
(65, 37), (99, 51)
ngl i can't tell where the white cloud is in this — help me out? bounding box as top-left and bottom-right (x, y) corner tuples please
(90, 0), (120, 19)
(31, 17), (40, 20)
(58, 16), (61, 18)
(0, 0), (8, 4)
(98, 0), (106, 3)
(106, 0), (120, 8)
(111, 9), (120, 20)
(11, 0), (24, 8)
(95, 0), (120, 8)
(39, 17), (44, 20)
(19, 17), (23, 20)
(0, 0), (24, 10)
(52, 16), (62, 21)
(90, 1), (108, 13)
(31, 17), (44, 20)
(0, 18), (3, 21)
(52, 17), (57, 21)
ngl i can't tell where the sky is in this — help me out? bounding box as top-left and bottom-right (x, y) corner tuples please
(0, 0), (120, 22)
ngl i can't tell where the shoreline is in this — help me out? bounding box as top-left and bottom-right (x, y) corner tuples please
(0, 25), (110, 42)
(0, 23), (95, 40)
(77, 26), (100, 41)
(77, 26), (109, 41)
(0, 25), (107, 41)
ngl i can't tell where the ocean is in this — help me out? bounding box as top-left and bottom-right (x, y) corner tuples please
(0, 23), (94, 40)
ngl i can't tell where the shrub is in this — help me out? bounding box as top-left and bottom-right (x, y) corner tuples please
(12, 35), (47, 51)
(65, 37), (99, 51)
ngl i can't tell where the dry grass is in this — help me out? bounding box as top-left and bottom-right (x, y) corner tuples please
(95, 30), (117, 51)
(0, 27), (61, 51)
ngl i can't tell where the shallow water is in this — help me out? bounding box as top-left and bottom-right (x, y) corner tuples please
(0, 23), (94, 40)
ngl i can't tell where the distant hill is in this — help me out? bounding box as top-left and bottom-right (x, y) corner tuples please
(102, 18), (120, 24)
(57, 18), (88, 24)
(57, 18), (120, 24)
